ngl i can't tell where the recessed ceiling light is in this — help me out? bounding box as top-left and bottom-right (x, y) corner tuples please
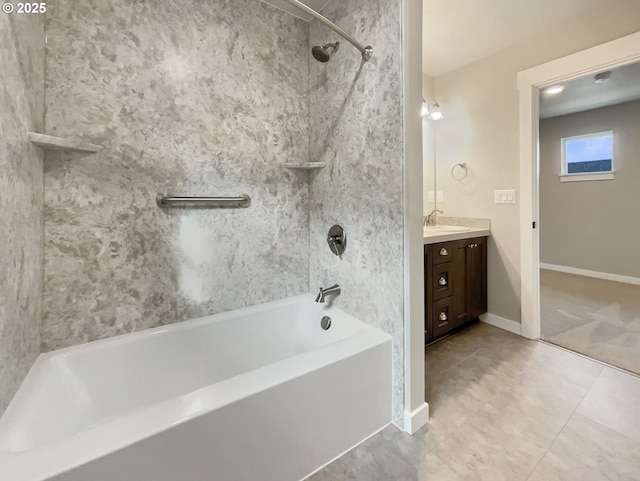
(544, 85), (565, 95)
(594, 71), (611, 83)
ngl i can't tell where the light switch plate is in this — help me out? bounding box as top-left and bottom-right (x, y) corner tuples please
(436, 191), (444, 203)
(495, 189), (517, 204)
(428, 191), (435, 203)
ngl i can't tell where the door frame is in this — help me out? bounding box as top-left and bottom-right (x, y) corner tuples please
(402, 0), (428, 434)
(518, 31), (640, 339)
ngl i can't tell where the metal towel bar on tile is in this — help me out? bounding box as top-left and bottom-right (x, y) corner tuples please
(156, 194), (251, 208)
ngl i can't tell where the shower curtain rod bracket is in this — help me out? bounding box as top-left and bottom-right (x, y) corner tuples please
(362, 46), (373, 62)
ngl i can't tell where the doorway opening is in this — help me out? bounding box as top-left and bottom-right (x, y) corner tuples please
(518, 32), (640, 347)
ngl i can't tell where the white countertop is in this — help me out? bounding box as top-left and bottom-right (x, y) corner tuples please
(423, 226), (491, 245)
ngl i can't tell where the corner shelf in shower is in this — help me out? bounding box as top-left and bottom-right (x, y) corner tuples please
(28, 132), (103, 154)
(282, 162), (326, 170)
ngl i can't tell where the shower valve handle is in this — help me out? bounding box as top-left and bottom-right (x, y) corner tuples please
(327, 225), (347, 256)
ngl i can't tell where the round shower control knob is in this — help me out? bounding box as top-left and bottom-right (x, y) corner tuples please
(327, 225), (346, 256)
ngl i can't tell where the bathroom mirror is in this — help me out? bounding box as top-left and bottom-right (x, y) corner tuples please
(422, 113), (437, 216)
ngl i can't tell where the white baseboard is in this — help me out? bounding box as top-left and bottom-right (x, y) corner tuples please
(480, 313), (522, 336)
(403, 402), (429, 434)
(540, 263), (640, 286)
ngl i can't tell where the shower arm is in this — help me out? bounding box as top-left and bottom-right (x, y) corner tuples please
(281, 0), (373, 61)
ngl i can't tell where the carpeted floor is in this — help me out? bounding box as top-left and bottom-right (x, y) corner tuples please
(540, 269), (640, 374)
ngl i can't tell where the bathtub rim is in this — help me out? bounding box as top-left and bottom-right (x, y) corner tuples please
(0, 294), (392, 481)
(33, 294), (348, 359)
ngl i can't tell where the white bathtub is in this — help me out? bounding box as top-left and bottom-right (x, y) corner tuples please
(0, 295), (392, 481)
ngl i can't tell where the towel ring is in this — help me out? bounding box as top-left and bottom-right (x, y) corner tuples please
(451, 162), (468, 181)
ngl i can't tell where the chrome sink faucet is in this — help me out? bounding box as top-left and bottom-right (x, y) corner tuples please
(424, 209), (443, 226)
(315, 284), (341, 303)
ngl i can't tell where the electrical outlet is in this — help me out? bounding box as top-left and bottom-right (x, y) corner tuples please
(495, 189), (517, 204)
(436, 191), (444, 203)
(428, 191), (435, 203)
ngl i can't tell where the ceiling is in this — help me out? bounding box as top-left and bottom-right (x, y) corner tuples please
(422, 0), (614, 77)
(539, 61), (640, 118)
(260, 0), (332, 21)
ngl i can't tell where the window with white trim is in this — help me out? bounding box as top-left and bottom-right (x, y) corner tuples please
(560, 131), (614, 182)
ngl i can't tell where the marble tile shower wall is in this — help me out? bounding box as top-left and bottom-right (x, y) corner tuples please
(308, 0), (405, 425)
(0, 14), (45, 414)
(42, 0), (311, 350)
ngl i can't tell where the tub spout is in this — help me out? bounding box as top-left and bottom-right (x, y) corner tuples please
(315, 284), (341, 303)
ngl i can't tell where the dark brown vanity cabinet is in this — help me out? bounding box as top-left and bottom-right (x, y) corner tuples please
(424, 237), (488, 343)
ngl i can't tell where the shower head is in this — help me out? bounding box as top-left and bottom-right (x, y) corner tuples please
(312, 42), (340, 63)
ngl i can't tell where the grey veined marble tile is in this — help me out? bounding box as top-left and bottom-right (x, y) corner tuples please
(0, 13), (45, 414)
(307, 0), (405, 426)
(42, 0), (311, 351)
(41, 0), (408, 430)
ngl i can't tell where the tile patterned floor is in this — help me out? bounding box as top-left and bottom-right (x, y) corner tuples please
(307, 322), (640, 481)
(540, 269), (640, 374)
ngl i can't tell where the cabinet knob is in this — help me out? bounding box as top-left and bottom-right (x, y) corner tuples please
(438, 277), (447, 286)
(439, 248), (448, 256)
(439, 312), (448, 321)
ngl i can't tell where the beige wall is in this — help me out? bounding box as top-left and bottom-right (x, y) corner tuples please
(540, 100), (640, 277)
(428, 0), (640, 322)
(422, 73), (434, 100)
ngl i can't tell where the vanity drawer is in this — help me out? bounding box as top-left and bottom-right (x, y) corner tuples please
(432, 242), (454, 265)
(432, 298), (454, 339)
(432, 263), (453, 300)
